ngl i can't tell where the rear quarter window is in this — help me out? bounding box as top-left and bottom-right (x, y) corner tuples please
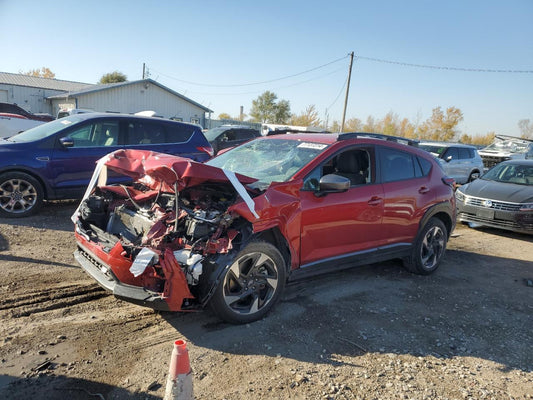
(417, 156), (433, 176)
(164, 122), (196, 143)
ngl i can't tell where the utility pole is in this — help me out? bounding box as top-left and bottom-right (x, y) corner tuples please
(340, 52), (354, 133)
(142, 63), (146, 79)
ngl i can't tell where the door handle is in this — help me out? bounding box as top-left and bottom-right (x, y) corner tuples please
(368, 196), (382, 206)
(418, 186), (430, 194)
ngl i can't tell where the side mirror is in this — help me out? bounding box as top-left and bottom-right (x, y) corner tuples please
(316, 174), (350, 195)
(445, 155), (453, 162)
(59, 136), (74, 148)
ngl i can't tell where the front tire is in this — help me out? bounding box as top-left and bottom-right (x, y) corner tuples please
(0, 172), (44, 218)
(403, 218), (448, 275)
(210, 241), (286, 324)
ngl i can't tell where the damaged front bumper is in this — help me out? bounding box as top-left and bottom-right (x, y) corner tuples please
(74, 231), (197, 311)
(74, 242), (174, 311)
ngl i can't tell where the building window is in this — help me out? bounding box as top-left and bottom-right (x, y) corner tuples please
(190, 117), (200, 124)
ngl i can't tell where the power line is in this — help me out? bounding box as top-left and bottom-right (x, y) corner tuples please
(149, 55), (349, 87)
(326, 75), (347, 111)
(161, 66), (346, 97)
(356, 55), (533, 73)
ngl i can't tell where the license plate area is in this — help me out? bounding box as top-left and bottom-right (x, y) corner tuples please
(476, 208), (495, 220)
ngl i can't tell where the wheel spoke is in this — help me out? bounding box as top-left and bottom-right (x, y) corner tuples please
(265, 277), (278, 290)
(228, 261), (242, 280)
(253, 253), (270, 269)
(249, 296), (259, 314)
(224, 294), (243, 307)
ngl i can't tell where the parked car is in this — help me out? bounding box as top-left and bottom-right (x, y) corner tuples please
(0, 113), (44, 138)
(419, 141), (484, 184)
(203, 125), (261, 155)
(57, 108), (94, 119)
(456, 160), (533, 234)
(478, 135), (533, 170)
(73, 132), (456, 323)
(0, 113), (213, 218)
(0, 102), (54, 122)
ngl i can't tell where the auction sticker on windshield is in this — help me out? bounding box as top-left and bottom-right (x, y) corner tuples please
(297, 142), (327, 150)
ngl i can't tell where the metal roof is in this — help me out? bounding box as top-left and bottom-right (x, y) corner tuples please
(47, 79), (213, 112)
(0, 72), (92, 91)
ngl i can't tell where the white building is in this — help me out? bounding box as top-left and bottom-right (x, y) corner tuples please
(0, 73), (212, 127)
(0, 72), (90, 115)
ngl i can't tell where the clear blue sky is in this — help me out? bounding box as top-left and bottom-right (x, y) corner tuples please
(1, 0), (532, 136)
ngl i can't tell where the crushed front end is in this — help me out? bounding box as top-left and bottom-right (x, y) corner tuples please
(73, 149), (257, 312)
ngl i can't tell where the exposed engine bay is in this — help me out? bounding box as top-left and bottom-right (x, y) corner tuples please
(74, 178), (253, 310)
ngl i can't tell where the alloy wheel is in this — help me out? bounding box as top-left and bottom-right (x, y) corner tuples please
(0, 178), (38, 214)
(222, 252), (279, 316)
(420, 226), (446, 270)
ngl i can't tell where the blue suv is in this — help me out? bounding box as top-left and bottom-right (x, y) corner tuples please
(0, 113), (213, 217)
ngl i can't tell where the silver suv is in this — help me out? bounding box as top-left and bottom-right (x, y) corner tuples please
(419, 142), (484, 184)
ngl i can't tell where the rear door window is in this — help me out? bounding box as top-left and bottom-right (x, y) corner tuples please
(125, 120), (195, 145)
(380, 148), (416, 183)
(458, 148), (470, 159)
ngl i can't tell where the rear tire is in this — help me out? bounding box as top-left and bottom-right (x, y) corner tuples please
(403, 218), (448, 275)
(209, 241), (286, 324)
(0, 172), (44, 218)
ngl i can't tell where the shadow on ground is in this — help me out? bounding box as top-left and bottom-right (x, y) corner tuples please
(0, 374), (161, 400)
(162, 250), (533, 373)
(0, 200), (78, 232)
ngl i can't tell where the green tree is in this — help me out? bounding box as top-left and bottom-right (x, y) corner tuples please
(250, 91), (291, 123)
(22, 67), (55, 78)
(99, 71), (127, 84)
(417, 107), (463, 141)
(217, 113), (232, 120)
(290, 105), (321, 127)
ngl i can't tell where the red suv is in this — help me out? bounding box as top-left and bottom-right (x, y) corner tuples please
(73, 133), (456, 323)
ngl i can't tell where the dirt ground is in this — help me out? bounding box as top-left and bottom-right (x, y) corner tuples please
(0, 201), (532, 400)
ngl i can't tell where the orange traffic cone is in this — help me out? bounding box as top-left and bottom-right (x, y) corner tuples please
(164, 339), (193, 400)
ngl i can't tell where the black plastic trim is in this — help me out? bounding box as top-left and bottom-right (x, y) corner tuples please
(288, 243), (411, 282)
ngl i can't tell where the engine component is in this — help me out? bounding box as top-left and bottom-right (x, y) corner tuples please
(79, 196), (107, 228)
(174, 249), (204, 285)
(107, 205), (155, 243)
(185, 209), (220, 239)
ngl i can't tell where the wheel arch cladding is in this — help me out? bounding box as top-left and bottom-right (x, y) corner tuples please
(253, 227), (291, 274)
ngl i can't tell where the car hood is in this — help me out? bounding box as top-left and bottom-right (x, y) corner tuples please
(103, 149), (257, 191)
(73, 149), (260, 223)
(461, 178), (533, 203)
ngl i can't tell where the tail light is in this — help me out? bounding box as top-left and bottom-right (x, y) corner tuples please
(197, 146), (214, 158)
(442, 177), (456, 187)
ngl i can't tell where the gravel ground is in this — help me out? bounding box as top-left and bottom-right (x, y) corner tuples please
(0, 200), (532, 399)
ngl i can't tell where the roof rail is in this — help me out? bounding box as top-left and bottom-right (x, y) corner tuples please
(266, 129), (329, 136)
(338, 132), (419, 147)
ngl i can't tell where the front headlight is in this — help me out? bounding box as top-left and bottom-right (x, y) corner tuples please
(519, 202), (533, 212)
(455, 190), (465, 203)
